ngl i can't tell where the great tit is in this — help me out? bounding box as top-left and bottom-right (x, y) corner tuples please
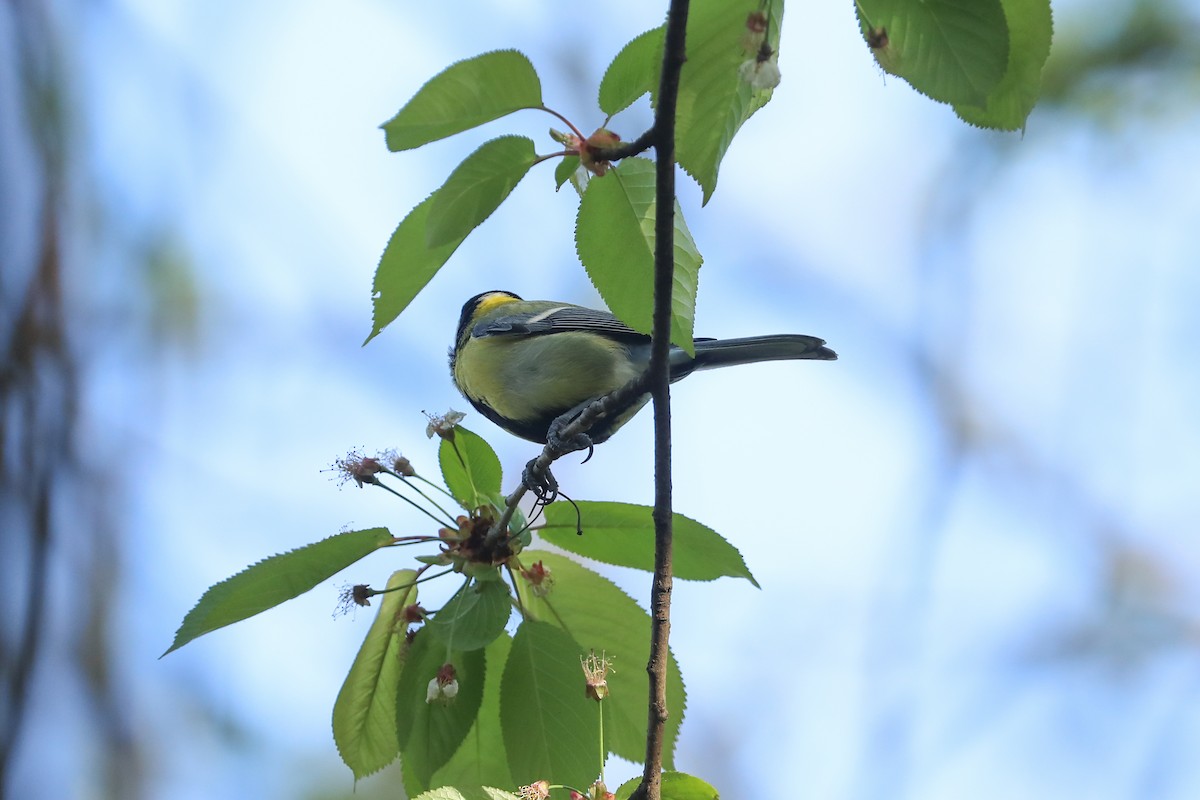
(450, 290), (837, 446)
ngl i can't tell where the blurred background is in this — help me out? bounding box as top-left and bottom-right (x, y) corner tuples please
(4, 0), (1199, 797)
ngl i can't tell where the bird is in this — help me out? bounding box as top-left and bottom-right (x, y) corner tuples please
(450, 290), (837, 448)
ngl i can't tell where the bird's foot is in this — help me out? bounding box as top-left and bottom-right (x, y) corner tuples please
(521, 459), (559, 504)
(546, 415), (594, 459)
(522, 413), (596, 504)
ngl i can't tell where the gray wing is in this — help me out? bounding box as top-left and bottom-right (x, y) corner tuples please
(473, 304), (648, 340)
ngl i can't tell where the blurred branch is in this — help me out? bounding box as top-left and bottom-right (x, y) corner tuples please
(0, 3), (72, 789)
(1, 3), (148, 797)
(1040, 0), (1200, 114)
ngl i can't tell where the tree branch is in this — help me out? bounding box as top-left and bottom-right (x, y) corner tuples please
(493, 9), (690, 796)
(632, 1), (689, 798)
(589, 128), (657, 163)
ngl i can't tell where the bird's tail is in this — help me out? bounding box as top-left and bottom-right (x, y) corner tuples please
(674, 335), (837, 379)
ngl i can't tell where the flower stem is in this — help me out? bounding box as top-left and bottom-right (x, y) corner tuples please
(397, 473), (460, 525)
(523, 104), (585, 141)
(374, 479), (456, 528)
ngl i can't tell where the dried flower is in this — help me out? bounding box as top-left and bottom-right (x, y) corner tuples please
(570, 783), (614, 800)
(333, 450), (385, 487)
(379, 448), (416, 477)
(333, 583), (374, 618)
(425, 409), (466, 440)
(518, 780), (551, 800)
(521, 560), (555, 598)
(581, 650), (613, 702)
(739, 43), (781, 91)
(741, 10), (769, 54)
(426, 663), (460, 704)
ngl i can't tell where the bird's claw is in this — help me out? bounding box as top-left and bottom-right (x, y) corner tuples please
(546, 416), (593, 459)
(522, 459), (559, 504)
(523, 413), (595, 505)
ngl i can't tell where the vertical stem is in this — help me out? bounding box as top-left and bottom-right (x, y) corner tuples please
(598, 702), (607, 785)
(635, 1), (690, 799)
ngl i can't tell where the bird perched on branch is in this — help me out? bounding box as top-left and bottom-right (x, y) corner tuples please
(450, 290), (837, 450)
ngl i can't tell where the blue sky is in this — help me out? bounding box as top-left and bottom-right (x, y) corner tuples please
(6, 0), (1200, 798)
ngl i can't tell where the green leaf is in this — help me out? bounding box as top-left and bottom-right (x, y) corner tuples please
(163, 528), (393, 656)
(554, 155), (584, 194)
(427, 136), (538, 249)
(411, 788), (520, 800)
(668, 0), (784, 203)
(412, 786), (468, 800)
(500, 620), (600, 787)
(332, 569), (418, 779)
(575, 157), (702, 355)
(381, 50), (542, 152)
(515, 551), (687, 768)
(425, 635), (515, 791)
(954, 0), (1052, 130)
(481, 789), (520, 800)
(427, 578), (513, 651)
(411, 789), (471, 800)
(616, 771), (720, 800)
(397, 631), (487, 792)
(857, 0), (1010, 107)
(365, 191), (469, 344)
(600, 25), (665, 116)
(438, 426), (503, 510)
(539, 501), (758, 587)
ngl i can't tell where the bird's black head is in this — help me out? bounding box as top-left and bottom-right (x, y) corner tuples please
(451, 290), (525, 373)
(455, 290), (522, 345)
